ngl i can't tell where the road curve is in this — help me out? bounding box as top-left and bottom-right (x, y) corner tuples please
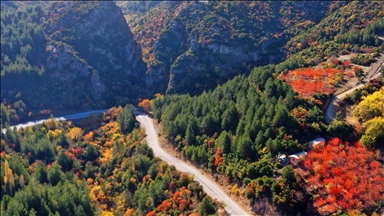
(325, 54), (384, 123)
(2, 110), (250, 215)
(1, 109), (109, 133)
(136, 114), (249, 216)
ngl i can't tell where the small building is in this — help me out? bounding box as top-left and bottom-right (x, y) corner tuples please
(308, 138), (326, 150)
(277, 154), (289, 166)
(288, 151), (308, 165)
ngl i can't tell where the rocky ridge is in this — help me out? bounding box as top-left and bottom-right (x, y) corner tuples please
(43, 1), (146, 95)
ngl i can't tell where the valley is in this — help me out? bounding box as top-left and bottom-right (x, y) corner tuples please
(1, 1), (384, 216)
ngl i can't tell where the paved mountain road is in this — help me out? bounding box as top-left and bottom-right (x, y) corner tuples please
(325, 53), (384, 123)
(137, 114), (249, 216)
(2, 110), (250, 215)
(1, 109), (109, 134)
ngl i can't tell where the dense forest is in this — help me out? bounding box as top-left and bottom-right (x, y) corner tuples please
(150, 62), (384, 215)
(122, 1), (383, 96)
(1, 2), (145, 128)
(1, 105), (222, 215)
(1, 3), (47, 127)
(124, 1), (342, 95)
(2, 1), (384, 215)
(150, 69), (384, 215)
(1, 1), (383, 127)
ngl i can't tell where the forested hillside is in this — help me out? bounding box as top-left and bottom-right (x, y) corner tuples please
(121, 1), (383, 97)
(2, 1), (384, 215)
(284, 1), (384, 59)
(1, 2), (145, 127)
(0, 106), (222, 216)
(2, 1), (383, 128)
(122, 1), (341, 95)
(151, 61), (384, 215)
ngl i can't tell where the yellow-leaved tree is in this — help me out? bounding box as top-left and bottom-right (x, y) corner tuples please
(67, 127), (83, 141)
(353, 87), (384, 148)
(353, 87), (384, 122)
(3, 160), (15, 195)
(19, 174), (25, 188)
(361, 117), (384, 149)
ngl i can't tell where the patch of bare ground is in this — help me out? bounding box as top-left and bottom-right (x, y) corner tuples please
(344, 106), (359, 125)
(336, 100), (359, 125)
(333, 76), (360, 95)
(152, 120), (260, 216)
(333, 54), (373, 95)
(334, 53), (383, 124)
(312, 53), (375, 96)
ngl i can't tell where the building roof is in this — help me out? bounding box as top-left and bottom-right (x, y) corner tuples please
(277, 154), (289, 166)
(308, 138), (326, 149)
(309, 137), (325, 144)
(289, 151), (308, 159)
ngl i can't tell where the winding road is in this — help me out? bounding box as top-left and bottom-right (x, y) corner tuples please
(325, 53), (384, 123)
(1, 110), (249, 216)
(137, 114), (249, 216)
(3, 54), (383, 215)
(1, 109), (109, 134)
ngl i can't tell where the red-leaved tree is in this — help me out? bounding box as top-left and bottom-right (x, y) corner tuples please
(299, 138), (384, 215)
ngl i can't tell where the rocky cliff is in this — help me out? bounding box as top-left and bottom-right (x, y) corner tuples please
(124, 1), (337, 96)
(0, 2), (146, 118)
(43, 1), (146, 95)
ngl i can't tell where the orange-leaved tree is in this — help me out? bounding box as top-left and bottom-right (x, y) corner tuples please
(214, 147), (223, 167)
(138, 99), (152, 113)
(157, 200), (171, 212)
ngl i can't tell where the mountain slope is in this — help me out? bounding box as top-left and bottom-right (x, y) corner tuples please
(1, 2), (145, 126)
(0, 106), (224, 215)
(122, 1), (340, 95)
(43, 2), (146, 92)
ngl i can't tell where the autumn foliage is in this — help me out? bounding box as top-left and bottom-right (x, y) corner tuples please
(157, 200), (171, 212)
(298, 138), (384, 215)
(214, 147), (223, 167)
(138, 99), (152, 113)
(281, 68), (345, 97)
(1, 106), (219, 216)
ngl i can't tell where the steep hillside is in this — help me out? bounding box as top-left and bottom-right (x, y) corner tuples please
(116, 1), (163, 17)
(1, 2), (146, 127)
(123, 1), (341, 95)
(43, 2), (146, 93)
(121, 1), (383, 97)
(0, 106), (223, 215)
(277, 1), (384, 75)
(150, 62), (384, 216)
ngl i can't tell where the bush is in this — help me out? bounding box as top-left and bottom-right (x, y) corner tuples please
(350, 54), (375, 66)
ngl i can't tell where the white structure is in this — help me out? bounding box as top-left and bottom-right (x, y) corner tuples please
(277, 154), (289, 166)
(308, 138), (326, 150)
(288, 151), (308, 165)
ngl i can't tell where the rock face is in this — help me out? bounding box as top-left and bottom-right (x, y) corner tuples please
(44, 1), (146, 95)
(124, 1), (338, 96)
(162, 19), (286, 94)
(45, 44), (91, 81)
(134, 2), (286, 96)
